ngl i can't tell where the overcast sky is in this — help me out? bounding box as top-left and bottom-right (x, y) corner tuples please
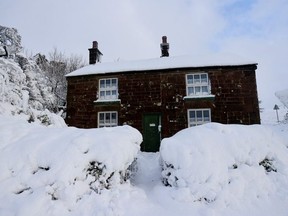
(1, 0), (288, 110)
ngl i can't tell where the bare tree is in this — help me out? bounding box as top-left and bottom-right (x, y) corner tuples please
(36, 48), (86, 109)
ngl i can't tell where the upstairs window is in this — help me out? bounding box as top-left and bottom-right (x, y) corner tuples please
(99, 78), (118, 100)
(98, 111), (118, 127)
(186, 73), (210, 96)
(188, 109), (211, 127)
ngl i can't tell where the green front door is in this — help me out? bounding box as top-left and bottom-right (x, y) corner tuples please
(142, 113), (161, 152)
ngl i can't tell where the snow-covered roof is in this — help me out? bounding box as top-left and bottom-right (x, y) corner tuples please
(66, 55), (257, 77)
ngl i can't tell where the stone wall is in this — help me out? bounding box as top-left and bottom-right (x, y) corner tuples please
(66, 64), (260, 138)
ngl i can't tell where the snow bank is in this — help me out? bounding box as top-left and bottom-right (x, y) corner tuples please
(0, 116), (142, 215)
(160, 123), (288, 205)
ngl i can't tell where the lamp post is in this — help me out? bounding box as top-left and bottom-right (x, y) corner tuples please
(273, 104), (280, 122)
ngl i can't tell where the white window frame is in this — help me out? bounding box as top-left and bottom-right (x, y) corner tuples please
(187, 109), (211, 127)
(98, 111), (118, 128)
(186, 73), (211, 97)
(98, 78), (118, 101)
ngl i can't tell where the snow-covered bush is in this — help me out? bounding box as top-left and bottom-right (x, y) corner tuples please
(0, 117), (142, 215)
(15, 53), (57, 111)
(160, 123), (288, 203)
(0, 25), (69, 125)
(0, 25), (22, 55)
(0, 52), (63, 126)
(1, 25), (85, 125)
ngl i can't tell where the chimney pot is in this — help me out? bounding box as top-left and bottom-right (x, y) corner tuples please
(162, 36), (167, 43)
(92, 41), (98, 48)
(160, 36), (169, 57)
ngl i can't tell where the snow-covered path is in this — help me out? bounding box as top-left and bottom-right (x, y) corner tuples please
(132, 152), (162, 191)
(128, 152), (205, 216)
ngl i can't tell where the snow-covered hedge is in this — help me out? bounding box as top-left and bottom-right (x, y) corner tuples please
(160, 123), (288, 203)
(0, 116), (142, 215)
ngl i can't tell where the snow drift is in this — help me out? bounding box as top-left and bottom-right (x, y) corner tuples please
(0, 116), (142, 215)
(160, 123), (288, 205)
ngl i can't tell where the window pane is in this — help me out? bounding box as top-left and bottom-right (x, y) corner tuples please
(100, 80), (105, 88)
(187, 75), (193, 84)
(203, 110), (210, 121)
(100, 91), (105, 98)
(105, 113), (110, 124)
(99, 113), (105, 124)
(196, 110), (203, 121)
(99, 113), (104, 120)
(106, 79), (111, 87)
(190, 110), (195, 118)
(106, 91), (111, 97)
(203, 110), (209, 117)
(112, 79), (117, 87)
(112, 90), (117, 96)
(201, 74), (208, 83)
(190, 111), (196, 122)
(202, 86), (208, 94)
(188, 87), (194, 95)
(111, 113), (117, 123)
(195, 86), (201, 94)
(194, 75), (200, 83)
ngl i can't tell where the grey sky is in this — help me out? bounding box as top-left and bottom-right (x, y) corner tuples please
(1, 0), (288, 110)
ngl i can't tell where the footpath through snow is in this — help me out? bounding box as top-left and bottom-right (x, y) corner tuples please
(132, 152), (162, 191)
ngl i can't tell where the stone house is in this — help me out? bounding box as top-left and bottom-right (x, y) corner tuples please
(65, 37), (260, 152)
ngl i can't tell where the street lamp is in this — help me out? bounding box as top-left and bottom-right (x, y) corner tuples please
(273, 104), (280, 122)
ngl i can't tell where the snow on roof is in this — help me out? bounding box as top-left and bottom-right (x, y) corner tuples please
(66, 54), (257, 77)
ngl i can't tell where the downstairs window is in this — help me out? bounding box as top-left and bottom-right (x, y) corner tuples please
(98, 111), (118, 128)
(188, 109), (211, 127)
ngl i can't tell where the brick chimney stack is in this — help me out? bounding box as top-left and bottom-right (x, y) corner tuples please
(160, 36), (169, 57)
(88, 41), (103, 64)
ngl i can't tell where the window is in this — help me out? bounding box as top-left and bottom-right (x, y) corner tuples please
(99, 78), (118, 100)
(188, 109), (211, 127)
(98, 111), (118, 128)
(186, 73), (210, 96)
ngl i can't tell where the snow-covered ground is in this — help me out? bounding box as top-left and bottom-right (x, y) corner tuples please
(0, 108), (288, 216)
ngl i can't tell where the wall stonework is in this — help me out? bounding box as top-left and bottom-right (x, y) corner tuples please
(66, 64), (260, 138)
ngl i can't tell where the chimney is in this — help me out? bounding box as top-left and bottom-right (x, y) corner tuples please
(160, 36), (169, 57)
(88, 41), (103, 64)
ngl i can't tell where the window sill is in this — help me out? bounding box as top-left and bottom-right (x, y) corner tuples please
(93, 99), (121, 106)
(184, 95), (215, 101)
